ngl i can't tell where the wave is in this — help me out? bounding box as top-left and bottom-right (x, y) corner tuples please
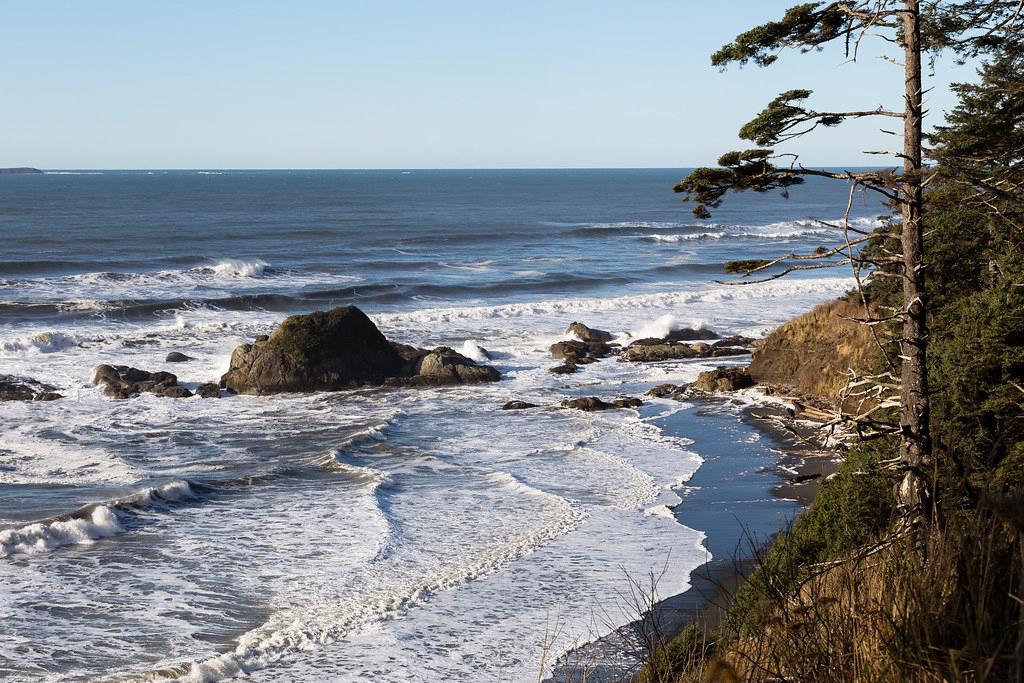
(0, 331), (80, 354)
(373, 276), (855, 329)
(0, 480), (197, 558)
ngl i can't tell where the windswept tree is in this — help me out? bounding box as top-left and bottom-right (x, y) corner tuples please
(676, 1), (1024, 527)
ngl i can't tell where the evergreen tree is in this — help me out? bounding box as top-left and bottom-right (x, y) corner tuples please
(676, 1), (1023, 527)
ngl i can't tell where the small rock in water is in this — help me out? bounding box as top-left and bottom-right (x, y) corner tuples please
(501, 400), (538, 410)
(612, 397), (643, 409)
(549, 363), (578, 375)
(92, 364), (192, 399)
(562, 396), (613, 411)
(195, 383), (221, 399)
(165, 352), (193, 363)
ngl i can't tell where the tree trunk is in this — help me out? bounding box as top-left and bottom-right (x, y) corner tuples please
(896, 0), (932, 526)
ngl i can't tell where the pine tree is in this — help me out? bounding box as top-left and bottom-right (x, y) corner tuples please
(676, 1), (1023, 528)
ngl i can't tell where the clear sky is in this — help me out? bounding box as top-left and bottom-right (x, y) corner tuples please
(0, 1), (977, 169)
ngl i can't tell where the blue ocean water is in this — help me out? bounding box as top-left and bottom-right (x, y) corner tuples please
(0, 170), (880, 682)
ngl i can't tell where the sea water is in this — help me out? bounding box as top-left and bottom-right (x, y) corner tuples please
(0, 169), (882, 682)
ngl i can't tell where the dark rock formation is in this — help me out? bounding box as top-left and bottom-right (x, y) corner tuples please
(561, 396), (643, 411)
(0, 375), (62, 401)
(664, 327), (719, 342)
(713, 335), (756, 347)
(195, 382), (221, 399)
(548, 333), (612, 375)
(647, 383), (687, 399)
(92, 365), (193, 399)
(165, 352), (193, 363)
(0, 167), (43, 174)
(220, 306), (500, 395)
(691, 368), (755, 393)
(502, 400), (539, 410)
(566, 321), (613, 343)
(622, 342), (750, 363)
(387, 346), (501, 387)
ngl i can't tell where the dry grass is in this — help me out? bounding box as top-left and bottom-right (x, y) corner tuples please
(749, 297), (885, 408)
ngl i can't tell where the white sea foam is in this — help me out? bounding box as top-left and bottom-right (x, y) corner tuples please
(210, 258), (269, 278)
(0, 506), (122, 557)
(459, 339), (490, 362)
(0, 331), (80, 355)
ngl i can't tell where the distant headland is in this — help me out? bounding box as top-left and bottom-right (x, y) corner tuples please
(0, 167), (44, 174)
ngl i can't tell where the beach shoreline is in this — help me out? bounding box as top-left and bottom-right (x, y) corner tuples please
(549, 394), (843, 682)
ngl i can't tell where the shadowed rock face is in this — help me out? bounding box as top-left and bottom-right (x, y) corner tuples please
(0, 375), (62, 401)
(692, 367), (755, 393)
(220, 305), (500, 395)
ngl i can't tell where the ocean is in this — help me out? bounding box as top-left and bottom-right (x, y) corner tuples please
(0, 169), (882, 682)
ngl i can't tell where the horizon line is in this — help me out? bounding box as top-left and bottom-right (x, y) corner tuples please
(8, 165), (890, 172)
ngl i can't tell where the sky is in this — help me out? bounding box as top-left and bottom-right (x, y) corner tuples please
(0, 1), (979, 169)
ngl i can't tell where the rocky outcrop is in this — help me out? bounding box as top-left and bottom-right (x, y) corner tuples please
(92, 365), (193, 399)
(220, 306), (500, 395)
(0, 375), (62, 401)
(749, 298), (882, 407)
(562, 396), (643, 411)
(692, 368), (755, 393)
(165, 352), (193, 363)
(388, 346), (501, 387)
(622, 342), (749, 363)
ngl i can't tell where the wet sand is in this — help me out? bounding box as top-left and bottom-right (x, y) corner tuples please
(549, 396), (842, 682)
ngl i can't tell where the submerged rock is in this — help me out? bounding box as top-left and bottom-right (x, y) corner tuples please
(92, 365), (192, 399)
(692, 368), (755, 393)
(165, 352), (193, 363)
(220, 305), (501, 395)
(0, 375), (62, 401)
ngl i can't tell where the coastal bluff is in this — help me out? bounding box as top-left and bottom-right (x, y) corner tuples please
(0, 167), (43, 174)
(220, 305), (500, 395)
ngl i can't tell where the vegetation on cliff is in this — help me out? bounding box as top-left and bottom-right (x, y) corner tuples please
(646, 4), (1023, 681)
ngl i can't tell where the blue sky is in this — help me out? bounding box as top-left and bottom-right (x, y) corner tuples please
(1, 1), (977, 168)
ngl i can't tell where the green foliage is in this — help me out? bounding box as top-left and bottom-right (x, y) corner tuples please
(724, 259), (772, 274)
(722, 438), (898, 637)
(739, 89), (815, 146)
(673, 150), (804, 219)
(711, 3), (848, 67)
(638, 623), (710, 683)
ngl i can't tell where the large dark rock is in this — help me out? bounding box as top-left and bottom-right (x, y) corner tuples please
(92, 365), (192, 399)
(165, 352), (193, 363)
(220, 306), (500, 395)
(0, 375), (62, 401)
(692, 368), (755, 393)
